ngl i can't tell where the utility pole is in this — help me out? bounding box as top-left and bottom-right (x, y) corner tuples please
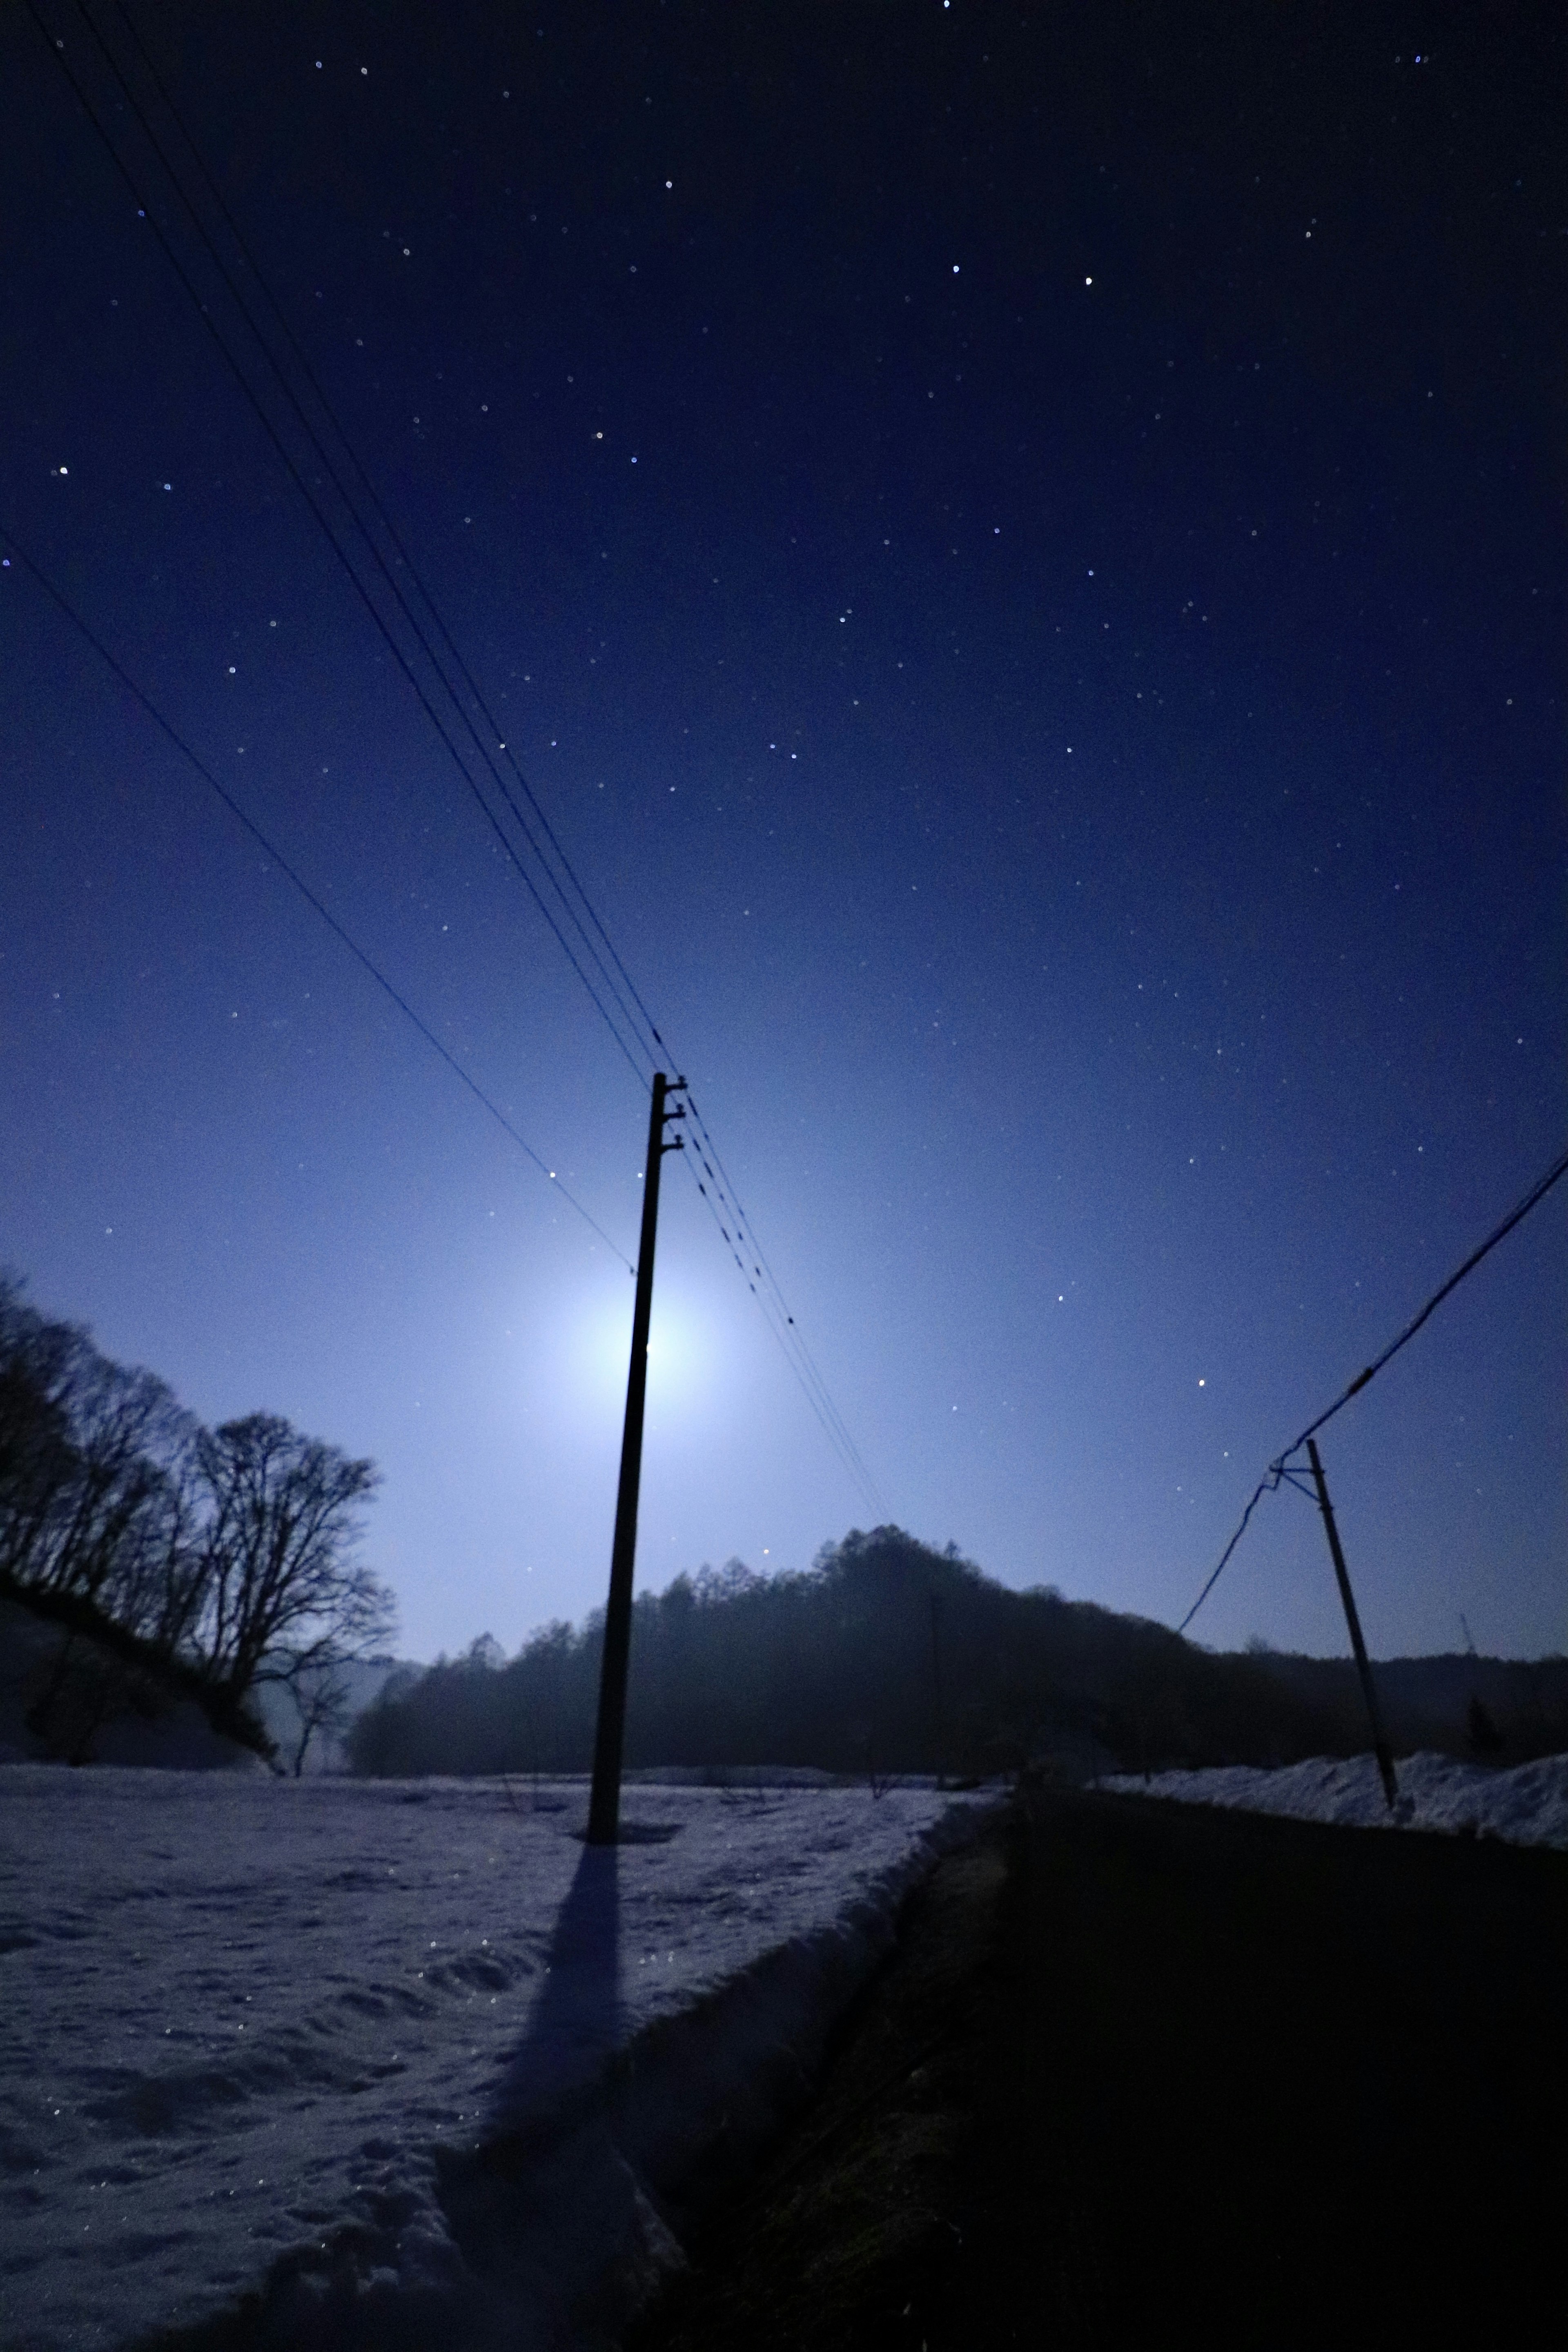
(1305, 1437), (1398, 1811)
(929, 1588), (946, 1789)
(586, 1072), (686, 1844)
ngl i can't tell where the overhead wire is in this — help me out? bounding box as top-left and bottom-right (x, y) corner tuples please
(96, 0), (666, 1088)
(30, 0), (888, 1512)
(35, 0), (655, 1088)
(81, 0), (1531, 1549)
(1, 526), (635, 1273)
(678, 1143), (884, 1515)
(683, 1103), (886, 1513)
(1176, 1140), (1568, 1635)
(1278, 1141), (1568, 1463)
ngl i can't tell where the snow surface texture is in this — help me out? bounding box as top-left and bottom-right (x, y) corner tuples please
(0, 1771), (995, 2352)
(1105, 1750), (1568, 1849)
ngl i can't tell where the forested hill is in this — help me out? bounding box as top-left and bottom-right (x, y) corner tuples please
(347, 1528), (1568, 1780)
(0, 1272), (396, 1768)
(1252, 1649), (1568, 1763)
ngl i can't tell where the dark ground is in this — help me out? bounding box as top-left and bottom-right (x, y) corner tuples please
(632, 1784), (1568, 2350)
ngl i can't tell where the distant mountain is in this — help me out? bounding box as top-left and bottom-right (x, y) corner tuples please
(346, 1527), (1568, 1781)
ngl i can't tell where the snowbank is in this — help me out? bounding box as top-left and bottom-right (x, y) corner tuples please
(0, 1769), (996, 2352)
(1105, 1750), (1568, 1849)
(0, 1596), (263, 1773)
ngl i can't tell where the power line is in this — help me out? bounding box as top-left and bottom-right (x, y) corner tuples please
(29, 0), (887, 1514)
(1174, 1475), (1275, 1636)
(1282, 1143), (1568, 1460)
(100, 0), (666, 1086)
(683, 1107), (860, 1451)
(0, 526), (635, 1275)
(34, 0), (655, 1088)
(676, 1147), (886, 1518)
(683, 1105), (886, 1514)
(57, 0), (675, 1092)
(1176, 1141), (1568, 1635)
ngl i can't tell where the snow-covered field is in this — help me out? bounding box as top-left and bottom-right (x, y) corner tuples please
(1105, 1750), (1568, 1849)
(0, 1768), (996, 2352)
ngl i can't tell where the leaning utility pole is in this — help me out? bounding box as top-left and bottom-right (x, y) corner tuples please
(1305, 1437), (1399, 1811)
(586, 1072), (686, 1844)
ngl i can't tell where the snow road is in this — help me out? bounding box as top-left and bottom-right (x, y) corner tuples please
(0, 1769), (994, 2352)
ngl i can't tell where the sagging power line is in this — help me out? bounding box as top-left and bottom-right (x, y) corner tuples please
(681, 1115), (885, 1516)
(1176, 1140), (1568, 1637)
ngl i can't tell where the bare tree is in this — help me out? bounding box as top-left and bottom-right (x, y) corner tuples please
(0, 1274), (205, 1662)
(3, 1278), (395, 1762)
(192, 1414), (394, 1724)
(275, 1653), (359, 1777)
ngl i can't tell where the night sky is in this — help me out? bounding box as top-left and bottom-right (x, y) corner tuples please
(3, 2), (1562, 1664)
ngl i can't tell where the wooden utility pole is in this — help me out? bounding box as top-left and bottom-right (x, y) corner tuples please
(1305, 1437), (1399, 1811)
(586, 1072), (685, 1844)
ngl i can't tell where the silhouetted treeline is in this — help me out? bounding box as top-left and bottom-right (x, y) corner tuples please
(351, 1525), (1558, 1781)
(0, 1273), (395, 1763)
(1245, 1645), (1568, 1765)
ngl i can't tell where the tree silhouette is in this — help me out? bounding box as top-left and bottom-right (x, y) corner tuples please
(193, 1414), (391, 1713)
(1, 1272), (395, 1761)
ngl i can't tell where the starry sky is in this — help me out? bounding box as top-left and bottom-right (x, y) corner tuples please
(2, 2), (1562, 1664)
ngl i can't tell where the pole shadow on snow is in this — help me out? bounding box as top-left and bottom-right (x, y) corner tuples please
(408, 1843), (631, 2331)
(483, 1838), (626, 2136)
(434, 1830), (686, 2341)
(479, 1814), (680, 2137)
(134, 1837), (666, 2350)
(415, 1812), (687, 2276)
